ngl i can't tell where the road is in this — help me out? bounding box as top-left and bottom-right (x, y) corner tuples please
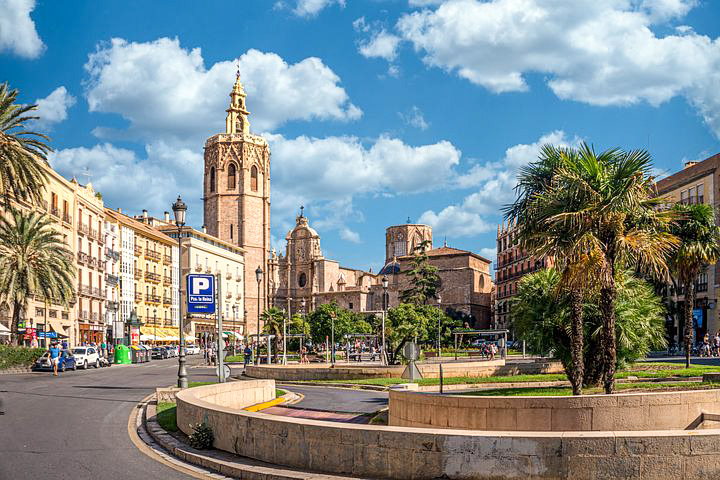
(0, 356), (213, 480)
(280, 384), (388, 413)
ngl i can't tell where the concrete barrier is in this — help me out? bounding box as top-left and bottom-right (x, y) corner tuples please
(389, 388), (720, 431)
(243, 359), (563, 381)
(175, 381), (720, 479)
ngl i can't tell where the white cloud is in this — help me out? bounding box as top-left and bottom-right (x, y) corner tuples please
(292, 0), (345, 17)
(479, 247), (497, 262)
(0, 0), (44, 58)
(419, 130), (580, 237)
(394, 0), (720, 137)
(399, 105), (429, 130)
(33, 86), (76, 128)
(84, 38), (361, 143)
(409, 0), (445, 6)
(359, 30), (401, 61)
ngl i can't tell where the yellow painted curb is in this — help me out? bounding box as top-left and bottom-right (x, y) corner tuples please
(243, 396), (286, 412)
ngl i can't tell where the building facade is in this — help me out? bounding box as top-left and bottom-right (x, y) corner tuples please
(656, 153), (720, 343)
(494, 220), (553, 331)
(203, 73), (271, 336)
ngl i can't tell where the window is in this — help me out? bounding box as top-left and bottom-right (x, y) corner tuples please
(697, 184), (705, 204)
(349, 302), (354, 310)
(298, 272), (307, 287)
(680, 190), (688, 204)
(228, 163), (236, 189)
(230, 224), (233, 240)
(250, 165), (258, 192)
(689, 187), (696, 205)
(210, 167), (216, 193)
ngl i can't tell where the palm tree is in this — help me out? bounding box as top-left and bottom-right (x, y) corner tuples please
(669, 203), (720, 368)
(0, 209), (75, 345)
(261, 307), (286, 363)
(536, 144), (677, 393)
(0, 83), (51, 206)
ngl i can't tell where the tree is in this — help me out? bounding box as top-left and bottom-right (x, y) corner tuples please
(385, 303), (454, 364)
(400, 240), (441, 305)
(0, 209), (75, 345)
(519, 144), (676, 393)
(668, 203), (720, 368)
(0, 83), (51, 207)
(306, 302), (371, 347)
(513, 268), (667, 386)
(261, 307), (286, 362)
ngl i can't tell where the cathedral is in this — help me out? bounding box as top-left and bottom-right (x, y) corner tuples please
(203, 73), (494, 336)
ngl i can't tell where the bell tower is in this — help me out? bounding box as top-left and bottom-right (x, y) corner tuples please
(203, 70), (271, 335)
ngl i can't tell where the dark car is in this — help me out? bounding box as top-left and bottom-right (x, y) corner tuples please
(151, 347), (168, 359)
(32, 350), (77, 372)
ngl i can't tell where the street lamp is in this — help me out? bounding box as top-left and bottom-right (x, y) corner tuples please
(437, 294), (442, 359)
(330, 310), (336, 366)
(255, 266), (262, 365)
(301, 298), (306, 353)
(382, 275), (388, 365)
(172, 195), (188, 389)
(232, 304), (238, 355)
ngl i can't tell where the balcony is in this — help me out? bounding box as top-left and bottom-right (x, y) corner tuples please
(134, 268), (142, 279)
(145, 272), (161, 283)
(88, 257), (98, 269)
(133, 245), (142, 256)
(205, 266), (212, 274)
(105, 248), (120, 262)
(77, 251), (88, 265)
(97, 233), (105, 245)
(134, 291), (143, 302)
(145, 294), (161, 304)
(145, 249), (161, 262)
(195, 263), (202, 272)
(98, 260), (106, 272)
(106, 301), (119, 310)
(235, 275), (242, 282)
(163, 275), (172, 284)
(163, 254), (172, 265)
(78, 310), (90, 321)
(90, 312), (99, 322)
(89, 228), (98, 241)
(62, 212), (72, 224)
(106, 274), (119, 286)
(78, 223), (89, 236)
(225, 272), (232, 280)
(50, 206), (60, 218)
(236, 294), (242, 300)
(163, 296), (172, 305)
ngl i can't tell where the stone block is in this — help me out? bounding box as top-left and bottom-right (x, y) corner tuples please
(690, 434), (720, 454)
(516, 408), (551, 431)
(486, 408), (517, 430)
(562, 434), (616, 456)
(551, 407), (592, 431)
(352, 444), (389, 478)
(567, 454), (641, 479)
(685, 454), (720, 477)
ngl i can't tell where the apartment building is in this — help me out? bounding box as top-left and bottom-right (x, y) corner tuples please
(104, 215), (121, 342)
(656, 153), (720, 343)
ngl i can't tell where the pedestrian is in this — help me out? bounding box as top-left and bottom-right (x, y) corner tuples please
(243, 344), (252, 368)
(48, 342), (61, 376)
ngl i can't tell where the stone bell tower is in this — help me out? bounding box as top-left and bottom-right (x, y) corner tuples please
(203, 70), (271, 335)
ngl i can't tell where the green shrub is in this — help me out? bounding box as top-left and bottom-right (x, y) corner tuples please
(188, 422), (214, 449)
(0, 345), (46, 369)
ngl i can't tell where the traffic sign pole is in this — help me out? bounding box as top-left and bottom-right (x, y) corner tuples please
(216, 273), (225, 383)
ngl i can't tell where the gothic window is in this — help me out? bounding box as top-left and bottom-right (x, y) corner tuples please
(227, 163), (237, 190)
(210, 167), (216, 193)
(250, 165), (258, 192)
(394, 234), (406, 257)
(298, 272), (307, 287)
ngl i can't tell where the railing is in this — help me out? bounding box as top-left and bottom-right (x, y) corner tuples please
(77, 251), (88, 265)
(97, 232), (105, 245)
(98, 260), (106, 272)
(105, 248), (120, 261)
(134, 245), (142, 256)
(106, 274), (119, 286)
(88, 257), (97, 269)
(163, 275), (172, 284)
(134, 291), (143, 302)
(50, 206), (59, 218)
(163, 254), (172, 265)
(195, 264), (203, 272)
(89, 228), (98, 241)
(78, 223), (89, 236)
(226, 291), (232, 299)
(106, 301), (119, 310)
(78, 310), (90, 320)
(163, 296), (172, 305)
(63, 212), (72, 224)
(90, 312), (99, 322)
(145, 272), (161, 283)
(145, 294), (161, 304)
(225, 272), (232, 280)
(145, 249), (161, 261)
(235, 275), (242, 282)
(134, 268), (142, 279)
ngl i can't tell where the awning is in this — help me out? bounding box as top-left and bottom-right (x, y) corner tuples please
(47, 317), (67, 335)
(0, 323), (10, 336)
(223, 331), (243, 340)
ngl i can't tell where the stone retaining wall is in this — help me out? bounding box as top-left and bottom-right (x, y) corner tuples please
(243, 359), (563, 381)
(175, 381), (720, 479)
(389, 389), (720, 431)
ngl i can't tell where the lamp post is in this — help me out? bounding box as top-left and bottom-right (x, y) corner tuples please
(329, 310), (336, 366)
(300, 298), (306, 353)
(232, 304), (238, 355)
(382, 275), (388, 365)
(153, 309), (157, 345)
(255, 266), (262, 365)
(437, 294), (442, 359)
(172, 195), (188, 389)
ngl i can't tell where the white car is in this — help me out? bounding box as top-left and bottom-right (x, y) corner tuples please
(186, 345), (200, 355)
(73, 346), (101, 369)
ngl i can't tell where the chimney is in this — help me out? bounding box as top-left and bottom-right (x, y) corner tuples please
(117, 208), (122, 214)
(164, 211), (170, 223)
(684, 161), (698, 169)
(142, 209), (148, 220)
(202, 225), (207, 234)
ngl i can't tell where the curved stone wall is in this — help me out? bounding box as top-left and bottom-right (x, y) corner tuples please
(389, 388), (720, 431)
(175, 381), (720, 479)
(243, 359), (563, 381)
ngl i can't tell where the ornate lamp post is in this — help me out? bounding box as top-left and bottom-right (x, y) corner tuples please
(172, 195), (188, 388)
(255, 266), (262, 365)
(382, 275), (388, 365)
(437, 294), (442, 359)
(301, 298), (306, 352)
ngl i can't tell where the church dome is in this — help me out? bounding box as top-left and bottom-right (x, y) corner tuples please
(379, 259), (400, 275)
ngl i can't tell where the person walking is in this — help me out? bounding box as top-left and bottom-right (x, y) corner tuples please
(48, 342), (61, 376)
(243, 344), (252, 368)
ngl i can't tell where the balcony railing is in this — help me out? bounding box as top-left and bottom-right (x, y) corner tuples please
(134, 268), (142, 279)
(145, 272), (161, 283)
(226, 291), (232, 299)
(78, 223), (89, 236)
(145, 294), (161, 304)
(106, 301), (119, 310)
(105, 248), (120, 261)
(162, 296), (172, 305)
(134, 291), (143, 302)
(78, 310), (90, 321)
(98, 260), (106, 272)
(89, 228), (98, 241)
(145, 249), (161, 262)
(77, 251), (88, 265)
(163, 254), (172, 265)
(106, 274), (119, 286)
(97, 232), (105, 245)
(133, 245), (142, 256)
(88, 257), (97, 269)
(225, 272), (232, 280)
(195, 263), (203, 272)
(50, 206), (59, 218)
(63, 212), (72, 224)
(163, 275), (172, 284)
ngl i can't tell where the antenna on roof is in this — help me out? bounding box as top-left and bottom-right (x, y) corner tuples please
(444, 236), (447, 247)
(300, 205), (304, 217)
(236, 59), (241, 79)
(407, 216), (411, 224)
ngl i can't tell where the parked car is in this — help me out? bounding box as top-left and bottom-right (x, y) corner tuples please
(32, 350), (77, 372)
(185, 344), (200, 355)
(73, 346), (101, 369)
(151, 347), (168, 359)
(164, 345), (177, 357)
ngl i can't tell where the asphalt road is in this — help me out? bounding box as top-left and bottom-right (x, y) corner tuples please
(0, 356), (214, 480)
(280, 384), (388, 413)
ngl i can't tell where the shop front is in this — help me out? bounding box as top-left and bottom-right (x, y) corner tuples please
(78, 322), (104, 344)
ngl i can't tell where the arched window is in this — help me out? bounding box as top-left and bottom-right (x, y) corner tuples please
(209, 167), (216, 193)
(227, 163), (236, 190)
(250, 165), (258, 192)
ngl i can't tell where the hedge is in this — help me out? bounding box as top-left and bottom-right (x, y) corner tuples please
(0, 345), (46, 370)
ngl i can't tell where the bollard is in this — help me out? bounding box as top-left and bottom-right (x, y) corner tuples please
(439, 363), (444, 394)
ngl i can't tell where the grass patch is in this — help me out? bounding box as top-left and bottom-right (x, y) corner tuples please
(156, 402), (178, 432)
(188, 381), (216, 388)
(276, 389), (286, 397)
(458, 381), (710, 397)
(225, 355), (244, 363)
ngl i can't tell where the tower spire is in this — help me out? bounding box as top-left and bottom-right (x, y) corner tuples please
(225, 69), (250, 135)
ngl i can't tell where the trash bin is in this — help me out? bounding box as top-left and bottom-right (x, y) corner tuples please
(143, 345), (152, 362)
(114, 345), (131, 365)
(130, 345), (143, 363)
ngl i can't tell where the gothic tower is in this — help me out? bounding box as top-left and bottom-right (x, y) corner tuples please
(203, 71), (271, 335)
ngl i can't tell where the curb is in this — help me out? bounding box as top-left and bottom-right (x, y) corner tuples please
(0, 366), (34, 374)
(141, 396), (359, 479)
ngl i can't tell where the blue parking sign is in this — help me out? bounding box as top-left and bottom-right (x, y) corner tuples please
(187, 274), (216, 314)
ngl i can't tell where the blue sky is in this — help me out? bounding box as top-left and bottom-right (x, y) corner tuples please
(2, 0), (720, 274)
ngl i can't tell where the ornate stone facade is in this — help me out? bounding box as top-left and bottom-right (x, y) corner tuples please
(203, 73), (271, 335)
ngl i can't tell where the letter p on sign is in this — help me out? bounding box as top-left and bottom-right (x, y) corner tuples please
(192, 277), (209, 295)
